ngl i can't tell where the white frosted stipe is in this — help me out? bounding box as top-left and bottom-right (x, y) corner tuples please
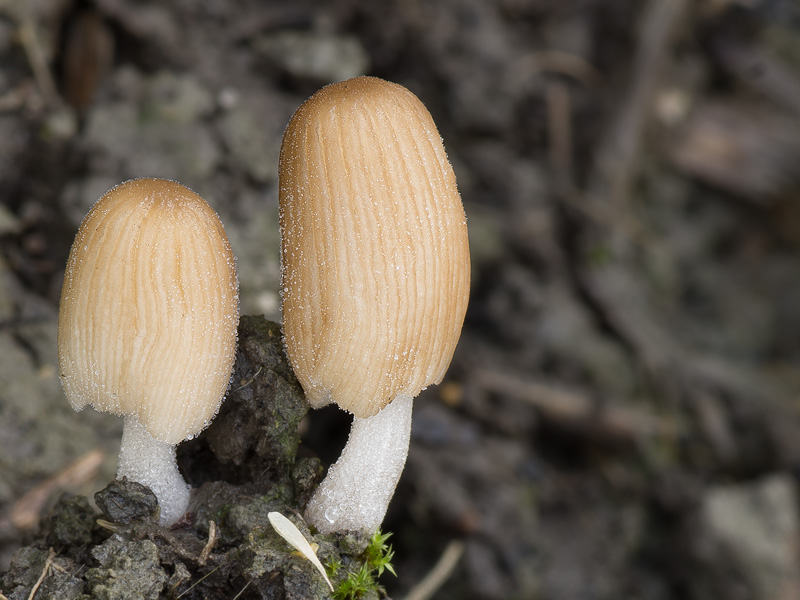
(117, 416), (191, 526)
(305, 394), (413, 533)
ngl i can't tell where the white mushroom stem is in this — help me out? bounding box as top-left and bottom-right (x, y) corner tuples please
(117, 416), (191, 526)
(305, 394), (414, 534)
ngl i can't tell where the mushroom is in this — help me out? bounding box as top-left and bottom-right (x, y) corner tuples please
(58, 178), (239, 525)
(279, 76), (470, 533)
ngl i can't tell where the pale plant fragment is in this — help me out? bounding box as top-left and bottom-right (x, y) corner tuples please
(268, 511), (334, 592)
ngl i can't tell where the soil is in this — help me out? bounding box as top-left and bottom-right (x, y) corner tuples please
(2, 0), (800, 599)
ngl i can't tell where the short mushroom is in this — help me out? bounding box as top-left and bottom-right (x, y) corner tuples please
(279, 76), (470, 533)
(58, 178), (239, 525)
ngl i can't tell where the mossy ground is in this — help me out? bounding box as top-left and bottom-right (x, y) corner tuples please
(1, 317), (388, 600)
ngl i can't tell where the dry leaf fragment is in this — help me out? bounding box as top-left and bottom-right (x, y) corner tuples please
(268, 511), (334, 591)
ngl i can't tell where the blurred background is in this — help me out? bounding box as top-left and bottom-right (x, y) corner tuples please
(2, 0), (800, 598)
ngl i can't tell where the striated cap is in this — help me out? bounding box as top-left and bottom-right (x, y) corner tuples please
(58, 178), (240, 444)
(279, 76), (470, 418)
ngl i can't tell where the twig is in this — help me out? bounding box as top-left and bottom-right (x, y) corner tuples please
(11, 0), (59, 108)
(95, 519), (120, 532)
(510, 50), (603, 90)
(199, 520), (218, 565)
(476, 368), (676, 442)
(571, 0), (689, 390)
(546, 80), (574, 197)
(587, 0), (687, 222)
(4, 449), (104, 531)
(715, 41), (800, 116)
(231, 581), (252, 600)
(401, 540), (465, 600)
(545, 67), (652, 246)
(176, 563), (225, 599)
(27, 548), (56, 600)
(0, 82), (34, 112)
(235, 366), (263, 391)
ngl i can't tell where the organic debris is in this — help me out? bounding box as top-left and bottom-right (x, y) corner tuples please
(1, 317), (392, 600)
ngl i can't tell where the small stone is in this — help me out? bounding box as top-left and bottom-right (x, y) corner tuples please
(86, 535), (168, 600)
(95, 479), (159, 525)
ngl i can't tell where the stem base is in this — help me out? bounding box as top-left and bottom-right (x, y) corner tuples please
(305, 394), (413, 533)
(117, 416), (190, 526)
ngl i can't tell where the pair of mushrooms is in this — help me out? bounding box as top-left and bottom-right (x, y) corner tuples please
(58, 76), (470, 532)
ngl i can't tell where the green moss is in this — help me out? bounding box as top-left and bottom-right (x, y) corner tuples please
(330, 530), (397, 600)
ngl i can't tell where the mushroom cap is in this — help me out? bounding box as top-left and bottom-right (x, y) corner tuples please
(58, 178), (239, 445)
(279, 76), (470, 418)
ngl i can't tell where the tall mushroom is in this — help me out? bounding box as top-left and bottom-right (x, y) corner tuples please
(58, 178), (239, 525)
(279, 76), (470, 533)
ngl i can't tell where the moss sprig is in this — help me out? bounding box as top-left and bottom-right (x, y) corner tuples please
(329, 530), (396, 599)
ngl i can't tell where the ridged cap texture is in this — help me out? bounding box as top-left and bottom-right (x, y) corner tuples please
(279, 76), (470, 418)
(58, 178), (239, 444)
